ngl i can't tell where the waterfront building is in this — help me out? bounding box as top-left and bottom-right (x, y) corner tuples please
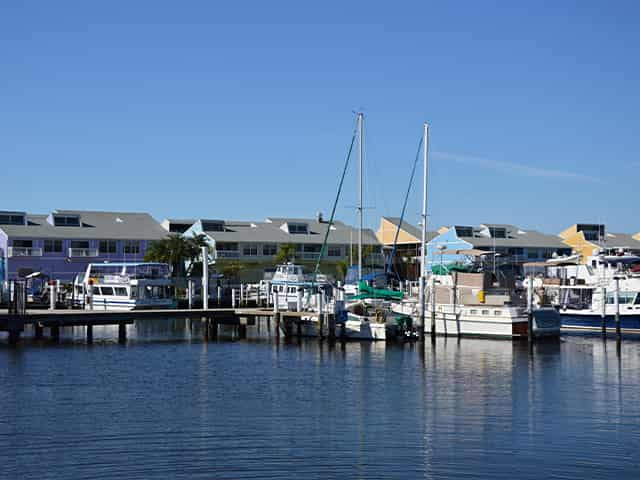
(559, 224), (640, 262)
(165, 215), (382, 282)
(376, 217), (437, 280)
(424, 223), (572, 270)
(0, 210), (168, 283)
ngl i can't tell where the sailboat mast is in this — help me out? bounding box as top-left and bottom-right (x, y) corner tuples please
(420, 122), (429, 279)
(419, 122), (429, 336)
(357, 112), (364, 281)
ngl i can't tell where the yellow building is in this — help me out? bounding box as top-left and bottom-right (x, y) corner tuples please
(560, 224), (640, 263)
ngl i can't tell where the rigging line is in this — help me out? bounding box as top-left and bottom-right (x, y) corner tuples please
(386, 135), (424, 278)
(311, 126), (359, 286)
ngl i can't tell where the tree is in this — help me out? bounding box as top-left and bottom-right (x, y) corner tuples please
(145, 234), (212, 277)
(275, 243), (297, 264)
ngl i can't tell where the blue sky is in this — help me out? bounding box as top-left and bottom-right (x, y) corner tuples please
(1, 1), (638, 235)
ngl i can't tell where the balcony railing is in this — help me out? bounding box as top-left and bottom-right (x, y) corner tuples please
(7, 247), (43, 257)
(68, 248), (99, 258)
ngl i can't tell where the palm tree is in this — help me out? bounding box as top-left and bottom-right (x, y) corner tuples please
(275, 243), (297, 264)
(145, 234), (212, 277)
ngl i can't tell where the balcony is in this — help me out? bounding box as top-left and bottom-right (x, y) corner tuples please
(7, 247), (43, 257)
(68, 248), (99, 258)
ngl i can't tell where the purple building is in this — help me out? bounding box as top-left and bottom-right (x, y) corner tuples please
(0, 210), (168, 284)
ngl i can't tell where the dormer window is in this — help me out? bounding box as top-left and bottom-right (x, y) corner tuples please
(202, 221), (225, 232)
(455, 226), (473, 237)
(288, 223), (308, 234)
(53, 215), (80, 227)
(0, 213), (25, 225)
(489, 227), (507, 239)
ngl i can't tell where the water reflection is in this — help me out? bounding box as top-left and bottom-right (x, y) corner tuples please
(1, 321), (639, 479)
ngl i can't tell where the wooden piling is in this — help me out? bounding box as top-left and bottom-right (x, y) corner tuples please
(118, 323), (127, 343)
(86, 324), (93, 344)
(51, 325), (60, 342)
(34, 323), (43, 339)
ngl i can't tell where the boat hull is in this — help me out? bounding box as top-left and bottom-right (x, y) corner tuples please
(560, 312), (640, 334)
(337, 319), (386, 341)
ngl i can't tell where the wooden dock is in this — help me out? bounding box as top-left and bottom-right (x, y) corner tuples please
(0, 307), (334, 345)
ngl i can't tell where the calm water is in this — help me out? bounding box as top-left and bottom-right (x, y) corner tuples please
(1, 320), (639, 479)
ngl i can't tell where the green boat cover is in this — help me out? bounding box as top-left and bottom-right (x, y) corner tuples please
(350, 281), (404, 300)
(430, 263), (471, 275)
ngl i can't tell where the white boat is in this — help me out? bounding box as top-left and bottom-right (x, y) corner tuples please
(267, 263), (331, 311)
(72, 262), (175, 310)
(534, 251), (640, 332)
(394, 272), (560, 338)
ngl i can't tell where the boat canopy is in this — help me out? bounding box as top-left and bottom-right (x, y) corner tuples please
(350, 281), (404, 301)
(431, 263), (471, 275)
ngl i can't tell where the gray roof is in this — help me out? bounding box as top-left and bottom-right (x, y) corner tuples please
(197, 217), (380, 245)
(451, 223), (568, 249)
(382, 217), (438, 242)
(598, 232), (640, 250)
(0, 210), (168, 240)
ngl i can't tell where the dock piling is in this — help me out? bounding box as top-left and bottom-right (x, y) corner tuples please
(86, 324), (93, 344)
(614, 276), (621, 339)
(118, 323), (127, 343)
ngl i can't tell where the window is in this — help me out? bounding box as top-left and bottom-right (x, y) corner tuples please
(101, 286), (114, 296)
(93, 286), (101, 295)
(303, 244), (321, 253)
(635, 295), (640, 305)
(216, 243), (238, 251)
(114, 287), (128, 296)
(44, 240), (63, 253)
(243, 245), (258, 256)
(124, 240), (140, 254)
(263, 244), (277, 256)
(0, 214), (24, 225)
(288, 287), (296, 294)
(328, 246), (342, 257)
(71, 240), (89, 249)
(481, 310), (490, 315)
(99, 240), (117, 254)
(288, 223), (308, 234)
(13, 239), (33, 248)
(202, 221), (225, 232)
(469, 309), (478, 315)
(489, 227), (507, 239)
(607, 292), (636, 304)
(494, 310), (502, 316)
(455, 226), (474, 237)
(53, 215), (80, 227)
(527, 250), (538, 259)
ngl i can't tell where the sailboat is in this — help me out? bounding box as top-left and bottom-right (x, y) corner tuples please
(336, 113), (413, 341)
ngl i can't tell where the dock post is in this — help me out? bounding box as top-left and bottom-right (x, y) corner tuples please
(239, 317), (247, 339)
(51, 325), (60, 342)
(419, 276), (425, 340)
(187, 279), (193, 310)
(87, 280), (94, 310)
(274, 291), (280, 338)
(86, 324), (93, 344)
(217, 286), (222, 307)
(527, 274), (534, 344)
(257, 282), (262, 306)
(600, 285), (607, 336)
(49, 281), (56, 310)
(34, 323), (43, 339)
(614, 276), (621, 339)
(232, 289), (237, 308)
(118, 323), (127, 343)
(430, 276), (436, 341)
(202, 246), (209, 310)
(296, 289), (303, 312)
(318, 291), (324, 339)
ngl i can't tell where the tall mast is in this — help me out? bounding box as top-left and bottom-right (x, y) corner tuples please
(419, 122), (429, 335)
(420, 122), (429, 279)
(357, 112), (364, 281)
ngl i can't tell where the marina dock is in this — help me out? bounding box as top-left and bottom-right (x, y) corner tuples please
(0, 307), (333, 345)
